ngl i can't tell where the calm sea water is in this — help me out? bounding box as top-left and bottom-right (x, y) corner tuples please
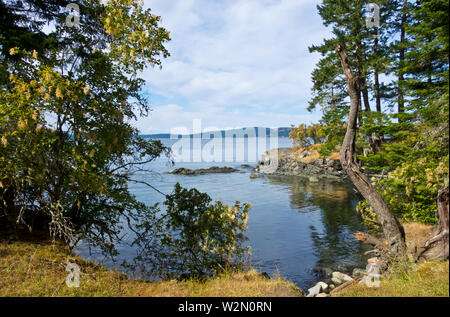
(77, 137), (369, 290)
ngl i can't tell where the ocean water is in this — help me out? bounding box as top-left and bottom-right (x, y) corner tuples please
(76, 137), (369, 290)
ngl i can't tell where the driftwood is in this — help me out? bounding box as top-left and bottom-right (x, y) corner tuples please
(330, 278), (361, 295)
(417, 187), (449, 262)
(354, 232), (386, 249)
(334, 44), (406, 257)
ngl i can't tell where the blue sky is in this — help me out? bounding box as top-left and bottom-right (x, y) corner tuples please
(134, 0), (332, 134)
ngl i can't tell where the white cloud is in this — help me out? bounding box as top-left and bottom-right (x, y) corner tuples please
(138, 0), (330, 133)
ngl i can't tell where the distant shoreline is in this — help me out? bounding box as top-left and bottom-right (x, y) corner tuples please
(140, 127), (292, 139)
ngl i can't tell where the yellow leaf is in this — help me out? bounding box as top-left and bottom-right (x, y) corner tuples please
(1, 136), (7, 147)
(55, 87), (63, 99)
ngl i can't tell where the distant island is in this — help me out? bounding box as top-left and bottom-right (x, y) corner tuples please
(141, 127), (292, 139)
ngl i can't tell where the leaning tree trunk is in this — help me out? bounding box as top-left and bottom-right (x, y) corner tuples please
(334, 44), (406, 257)
(417, 187), (449, 262)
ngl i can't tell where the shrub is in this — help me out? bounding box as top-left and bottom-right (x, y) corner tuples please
(130, 183), (252, 279)
(289, 123), (325, 147)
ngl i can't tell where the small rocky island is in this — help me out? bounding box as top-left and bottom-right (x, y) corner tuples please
(255, 147), (345, 181)
(169, 166), (238, 175)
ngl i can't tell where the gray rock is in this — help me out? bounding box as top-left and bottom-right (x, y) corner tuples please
(249, 173), (260, 179)
(352, 268), (366, 278)
(331, 277), (343, 285)
(316, 281), (328, 291)
(309, 176), (319, 182)
(332, 271), (353, 282)
(306, 283), (322, 297)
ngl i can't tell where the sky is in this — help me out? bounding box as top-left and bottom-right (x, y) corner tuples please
(134, 0), (332, 134)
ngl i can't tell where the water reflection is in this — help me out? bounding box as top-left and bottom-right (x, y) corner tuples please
(264, 175), (370, 281)
(76, 139), (371, 290)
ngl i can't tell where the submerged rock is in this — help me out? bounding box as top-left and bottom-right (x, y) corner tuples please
(169, 166), (238, 175)
(249, 173), (261, 179)
(312, 266), (333, 278)
(352, 268), (366, 278)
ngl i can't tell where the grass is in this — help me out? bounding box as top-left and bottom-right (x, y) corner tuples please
(334, 260), (449, 297)
(1, 222), (447, 297)
(0, 239), (303, 297)
(290, 144), (340, 163)
(333, 222), (449, 297)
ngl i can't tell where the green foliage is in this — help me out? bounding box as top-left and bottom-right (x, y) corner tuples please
(381, 158), (448, 224)
(0, 0), (171, 255)
(309, 0), (449, 227)
(356, 200), (380, 234)
(130, 183), (252, 279)
(317, 105), (348, 156)
(357, 156), (448, 226)
(289, 123), (325, 147)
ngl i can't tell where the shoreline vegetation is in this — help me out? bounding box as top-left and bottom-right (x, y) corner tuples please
(1, 0), (448, 299)
(0, 223), (447, 297)
(0, 238), (303, 297)
(256, 145), (345, 180)
(0, 144), (448, 297)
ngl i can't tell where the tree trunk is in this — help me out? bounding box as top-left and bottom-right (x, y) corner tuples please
(356, 40), (371, 113)
(334, 44), (406, 257)
(417, 187), (449, 262)
(374, 29), (381, 113)
(361, 78), (371, 112)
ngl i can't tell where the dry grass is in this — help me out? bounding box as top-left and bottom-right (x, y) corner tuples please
(334, 222), (449, 297)
(334, 260), (449, 297)
(403, 222), (434, 255)
(291, 144), (340, 163)
(328, 151), (340, 161)
(0, 240), (303, 297)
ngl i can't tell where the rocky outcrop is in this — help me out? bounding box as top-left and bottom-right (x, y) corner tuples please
(169, 166), (238, 175)
(255, 148), (345, 180)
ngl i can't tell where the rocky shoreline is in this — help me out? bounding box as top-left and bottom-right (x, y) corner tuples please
(306, 257), (381, 297)
(169, 166), (239, 175)
(255, 147), (346, 181)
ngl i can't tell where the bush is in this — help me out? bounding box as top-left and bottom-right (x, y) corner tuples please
(289, 123), (325, 147)
(357, 157), (449, 226)
(130, 183), (252, 279)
